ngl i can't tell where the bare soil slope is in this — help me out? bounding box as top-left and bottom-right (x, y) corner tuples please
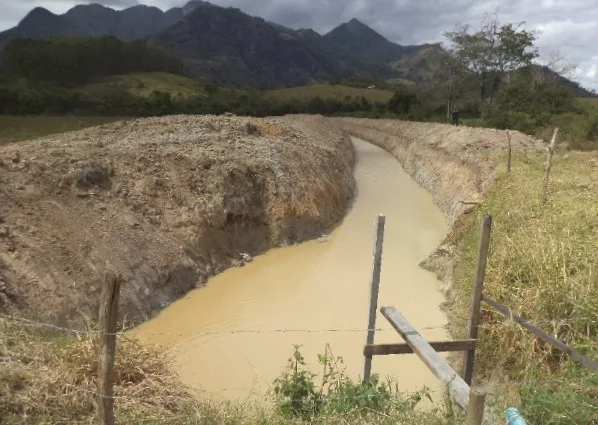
(332, 117), (545, 303)
(333, 118), (543, 224)
(0, 115), (354, 326)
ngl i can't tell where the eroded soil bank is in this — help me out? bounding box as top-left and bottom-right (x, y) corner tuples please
(331, 118), (544, 302)
(0, 115), (354, 326)
(136, 138), (450, 399)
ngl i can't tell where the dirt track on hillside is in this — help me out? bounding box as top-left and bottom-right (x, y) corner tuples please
(0, 115), (354, 326)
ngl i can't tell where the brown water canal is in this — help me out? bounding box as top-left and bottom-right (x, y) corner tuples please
(135, 138), (449, 402)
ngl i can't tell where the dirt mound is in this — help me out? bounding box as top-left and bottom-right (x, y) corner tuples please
(0, 115), (354, 326)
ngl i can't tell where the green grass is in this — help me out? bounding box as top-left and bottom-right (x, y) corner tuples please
(266, 84), (394, 103)
(0, 116), (127, 145)
(77, 72), (207, 99)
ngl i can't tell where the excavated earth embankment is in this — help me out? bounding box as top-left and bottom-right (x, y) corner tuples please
(0, 114), (546, 328)
(0, 115), (354, 326)
(331, 117), (544, 302)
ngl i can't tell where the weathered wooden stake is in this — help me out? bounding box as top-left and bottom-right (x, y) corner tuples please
(362, 214), (385, 382)
(542, 127), (559, 204)
(466, 387), (487, 425)
(462, 214), (492, 385)
(97, 272), (122, 425)
(506, 129), (512, 172)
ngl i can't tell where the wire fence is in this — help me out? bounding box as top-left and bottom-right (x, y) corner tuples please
(3, 312), (597, 425)
(0, 313), (458, 336)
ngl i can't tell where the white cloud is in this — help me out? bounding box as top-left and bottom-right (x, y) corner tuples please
(0, 0), (597, 89)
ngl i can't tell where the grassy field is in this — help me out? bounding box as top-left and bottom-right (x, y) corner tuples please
(266, 84), (395, 103)
(449, 148), (598, 424)
(0, 116), (127, 145)
(77, 72), (207, 99)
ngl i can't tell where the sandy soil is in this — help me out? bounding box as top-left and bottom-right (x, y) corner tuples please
(0, 115), (354, 326)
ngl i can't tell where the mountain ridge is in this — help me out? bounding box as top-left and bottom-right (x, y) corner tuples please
(0, 1), (206, 46)
(0, 1), (594, 95)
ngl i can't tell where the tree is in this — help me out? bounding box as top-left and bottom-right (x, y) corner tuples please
(387, 85), (418, 115)
(438, 48), (469, 120)
(444, 11), (539, 110)
(307, 96), (328, 115)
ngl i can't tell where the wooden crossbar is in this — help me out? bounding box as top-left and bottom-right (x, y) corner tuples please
(483, 295), (598, 372)
(364, 339), (476, 356)
(381, 306), (497, 424)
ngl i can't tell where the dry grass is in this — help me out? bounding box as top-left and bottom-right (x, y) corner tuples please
(451, 149), (598, 376)
(0, 320), (202, 424)
(0, 320), (460, 425)
(447, 149), (598, 421)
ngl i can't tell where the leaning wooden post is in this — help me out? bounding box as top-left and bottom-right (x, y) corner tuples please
(462, 214), (492, 385)
(97, 272), (122, 425)
(362, 214), (386, 382)
(506, 129), (512, 173)
(542, 127), (559, 204)
(466, 387), (487, 425)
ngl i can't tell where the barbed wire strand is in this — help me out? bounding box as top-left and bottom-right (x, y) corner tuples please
(0, 313), (460, 336)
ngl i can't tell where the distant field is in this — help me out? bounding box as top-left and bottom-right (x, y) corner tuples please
(77, 72), (206, 99)
(0, 116), (127, 145)
(266, 84), (394, 103)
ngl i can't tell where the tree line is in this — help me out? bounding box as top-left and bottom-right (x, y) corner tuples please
(0, 83), (423, 119)
(0, 37), (184, 86)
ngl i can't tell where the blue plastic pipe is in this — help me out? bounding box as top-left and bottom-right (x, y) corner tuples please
(505, 407), (528, 425)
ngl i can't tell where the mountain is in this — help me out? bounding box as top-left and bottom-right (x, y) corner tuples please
(1, 1), (594, 94)
(535, 66), (596, 97)
(0, 1), (205, 47)
(391, 43), (449, 82)
(152, 6), (383, 88)
(324, 18), (419, 64)
(0, 7), (84, 44)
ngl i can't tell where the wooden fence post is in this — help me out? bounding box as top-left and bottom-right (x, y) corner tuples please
(466, 387), (487, 425)
(506, 129), (512, 173)
(462, 214), (492, 385)
(97, 272), (122, 425)
(542, 127), (559, 204)
(362, 214), (385, 382)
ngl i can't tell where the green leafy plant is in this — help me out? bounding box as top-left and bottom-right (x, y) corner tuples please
(273, 345), (323, 420)
(273, 345), (431, 420)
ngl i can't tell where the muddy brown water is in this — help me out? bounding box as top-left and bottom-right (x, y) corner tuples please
(135, 138), (449, 402)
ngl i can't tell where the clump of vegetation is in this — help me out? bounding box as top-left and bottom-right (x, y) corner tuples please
(272, 345), (458, 424)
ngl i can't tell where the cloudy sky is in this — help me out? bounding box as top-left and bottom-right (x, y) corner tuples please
(1, 0), (596, 89)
